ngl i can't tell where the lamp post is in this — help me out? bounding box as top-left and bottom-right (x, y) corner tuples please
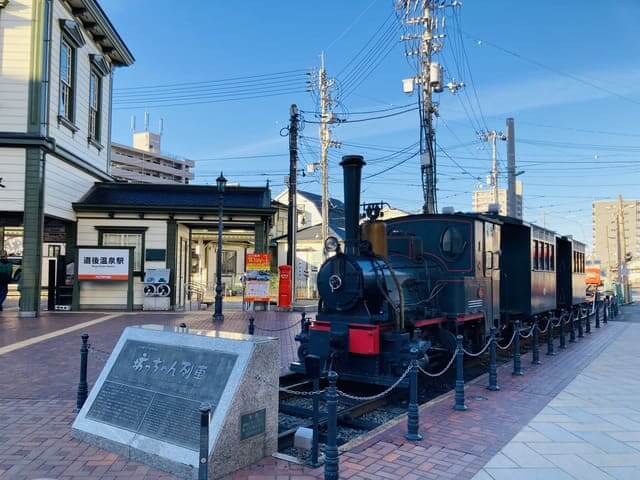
(213, 172), (227, 322)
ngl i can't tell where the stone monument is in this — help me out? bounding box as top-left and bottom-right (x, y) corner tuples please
(72, 325), (279, 479)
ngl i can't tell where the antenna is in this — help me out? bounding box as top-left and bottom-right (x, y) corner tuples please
(144, 112), (150, 131)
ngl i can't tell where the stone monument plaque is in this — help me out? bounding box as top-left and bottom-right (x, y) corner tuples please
(72, 325), (279, 479)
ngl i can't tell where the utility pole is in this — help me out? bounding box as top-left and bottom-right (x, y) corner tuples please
(506, 118), (517, 218)
(617, 195), (630, 302)
(397, 0), (463, 214)
(479, 130), (507, 211)
(318, 52), (337, 258)
(286, 104), (299, 304)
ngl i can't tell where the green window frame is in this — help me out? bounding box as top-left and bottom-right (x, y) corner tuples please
(96, 227), (147, 276)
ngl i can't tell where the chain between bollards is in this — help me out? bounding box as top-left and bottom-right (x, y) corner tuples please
(512, 321), (524, 376)
(324, 371), (339, 480)
(487, 327), (500, 391)
(559, 312), (566, 349)
(198, 403), (211, 480)
(546, 317), (556, 356)
(76, 333), (89, 412)
(531, 319), (541, 365)
(569, 309), (576, 342)
(453, 335), (467, 411)
(578, 309), (584, 338)
(405, 347), (422, 441)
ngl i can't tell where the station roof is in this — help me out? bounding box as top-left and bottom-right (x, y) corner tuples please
(74, 182), (275, 215)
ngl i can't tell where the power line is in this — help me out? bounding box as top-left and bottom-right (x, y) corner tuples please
(463, 31), (640, 106)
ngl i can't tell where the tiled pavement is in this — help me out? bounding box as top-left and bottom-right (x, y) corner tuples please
(474, 303), (640, 480)
(0, 305), (633, 479)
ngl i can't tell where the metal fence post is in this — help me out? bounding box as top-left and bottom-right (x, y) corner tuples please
(578, 309), (584, 338)
(532, 319), (541, 365)
(546, 317), (556, 356)
(406, 347), (422, 441)
(513, 321), (524, 376)
(248, 316), (255, 335)
(324, 371), (339, 480)
(453, 335), (467, 411)
(559, 312), (566, 349)
(76, 333), (89, 412)
(198, 403), (211, 480)
(569, 310), (576, 343)
(487, 327), (500, 391)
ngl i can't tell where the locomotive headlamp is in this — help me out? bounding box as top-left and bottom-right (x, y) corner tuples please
(324, 236), (339, 253)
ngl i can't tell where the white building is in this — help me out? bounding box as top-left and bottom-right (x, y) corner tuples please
(111, 130), (195, 184)
(0, 0), (134, 315)
(472, 181), (523, 219)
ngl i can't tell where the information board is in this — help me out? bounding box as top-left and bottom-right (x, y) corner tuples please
(86, 340), (237, 450)
(78, 248), (130, 280)
(245, 253), (271, 302)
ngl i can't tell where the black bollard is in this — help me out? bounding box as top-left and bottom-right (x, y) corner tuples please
(453, 335), (467, 410)
(487, 328), (500, 391)
(586, 306), (592, 334)
(546, 318), (556, 356)
(406, 348), (422, 441)
(531, 319), (541, 365)
(324, 371), (339, 480)
(513, 321), (524, 376)
(76, 333), (89, 412)
(198, 403), (211, 480)
(595, 298), (601, 329)
(559, 312), (566, 349)
(569, 310), (576, 343)
(578, 309), (584, 338)
(248, 316), (255, 335)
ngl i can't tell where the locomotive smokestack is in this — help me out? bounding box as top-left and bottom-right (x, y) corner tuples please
(340, 155), (366, 256)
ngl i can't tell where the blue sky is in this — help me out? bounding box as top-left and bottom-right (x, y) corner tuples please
(102, 0), (640, 247)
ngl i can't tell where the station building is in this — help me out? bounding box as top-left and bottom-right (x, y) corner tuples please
(0, 0), (276, 315)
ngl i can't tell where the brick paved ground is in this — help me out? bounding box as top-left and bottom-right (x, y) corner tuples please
(0, 305), (632, 479)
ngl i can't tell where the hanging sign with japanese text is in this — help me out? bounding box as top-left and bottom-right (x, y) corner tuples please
(78, 248), (129, 280)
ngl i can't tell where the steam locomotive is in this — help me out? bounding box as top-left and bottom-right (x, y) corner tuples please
(290, 155), (588, 386)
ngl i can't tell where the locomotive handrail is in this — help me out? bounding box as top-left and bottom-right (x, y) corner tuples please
(418, 347), (459, 377)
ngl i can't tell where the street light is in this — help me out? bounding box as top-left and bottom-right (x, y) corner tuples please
(213, 172), (227, 322)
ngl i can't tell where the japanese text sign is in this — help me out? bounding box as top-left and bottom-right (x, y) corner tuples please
(78, 248), (129, 281)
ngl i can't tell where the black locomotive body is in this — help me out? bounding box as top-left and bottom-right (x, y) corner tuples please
(292, 154), (591, 386)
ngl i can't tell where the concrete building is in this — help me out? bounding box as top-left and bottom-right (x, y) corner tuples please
(0, 0), (134, 315)
(111, 130), (195, 184)
(472, 181), (523, 218)
(592, 199), (640, 295)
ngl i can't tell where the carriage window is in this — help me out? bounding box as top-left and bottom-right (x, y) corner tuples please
(550, 245), (555, 271)
(440, 226), (465, 260)
(545, 243), (550, 271)
(533, 240), (539, 270)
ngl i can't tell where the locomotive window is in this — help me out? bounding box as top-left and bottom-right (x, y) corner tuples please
(440, 226), (465, 260)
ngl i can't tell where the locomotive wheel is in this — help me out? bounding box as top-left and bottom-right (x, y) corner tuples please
(437, 327), (457, 356)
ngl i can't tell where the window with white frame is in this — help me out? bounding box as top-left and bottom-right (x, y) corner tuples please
(101, 232), (143, 272)
(88, 69), (101, 142)
(59, 38), (75, 122)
